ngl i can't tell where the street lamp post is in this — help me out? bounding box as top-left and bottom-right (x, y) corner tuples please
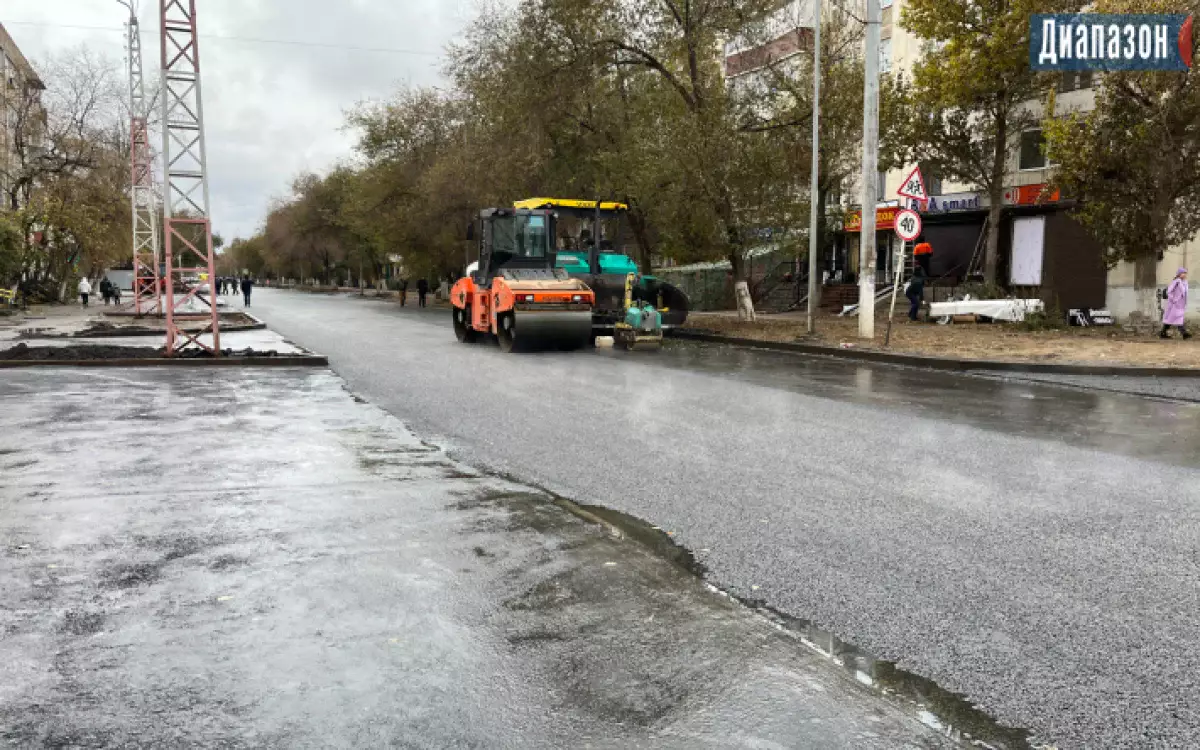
(806, 0), (822, 335)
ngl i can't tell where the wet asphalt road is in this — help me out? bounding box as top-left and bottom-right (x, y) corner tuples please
(0, 368), (962, 749)
(253, 289), (1200, 749)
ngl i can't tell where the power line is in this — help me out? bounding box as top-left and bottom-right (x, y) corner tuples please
(0, 19), (442, 57)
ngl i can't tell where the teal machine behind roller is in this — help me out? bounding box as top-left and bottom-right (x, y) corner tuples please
(513, 198), (690, 347)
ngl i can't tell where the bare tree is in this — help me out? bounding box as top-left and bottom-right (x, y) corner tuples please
(2, 46), (124, 212)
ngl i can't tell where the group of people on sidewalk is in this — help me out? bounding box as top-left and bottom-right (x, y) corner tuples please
(397, 278), (430, 308)
(215, 276), (255, 307)
(77, 275), (255, 308)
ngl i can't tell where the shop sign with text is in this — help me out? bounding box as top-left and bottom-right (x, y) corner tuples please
(906, 192), (987, 213)
(845, 206), (899, 233)
(904, 184), (1062, 214)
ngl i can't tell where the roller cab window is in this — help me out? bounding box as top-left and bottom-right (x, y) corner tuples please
(491, 214), (550, 265)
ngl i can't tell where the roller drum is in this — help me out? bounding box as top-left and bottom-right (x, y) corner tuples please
(501, 310), (593, 352)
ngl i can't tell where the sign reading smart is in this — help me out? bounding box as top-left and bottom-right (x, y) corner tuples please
(1031, 13), (1193, 71)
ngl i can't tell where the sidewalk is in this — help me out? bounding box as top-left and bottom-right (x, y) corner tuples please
(0, 367), (986, 748)
(686, 310), (1200, 371)
(0, 303), (311, 361)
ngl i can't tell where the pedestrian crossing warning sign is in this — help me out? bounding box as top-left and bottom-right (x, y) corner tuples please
(897, 166), (927, 201)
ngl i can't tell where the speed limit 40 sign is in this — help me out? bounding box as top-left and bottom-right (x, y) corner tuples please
(894, 209), (922, 242)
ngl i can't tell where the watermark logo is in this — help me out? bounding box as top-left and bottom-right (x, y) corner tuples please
(1031, 13), (1193, 71)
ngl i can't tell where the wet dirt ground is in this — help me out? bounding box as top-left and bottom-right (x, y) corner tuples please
(0, 368), (966, 748)
(251, 289), (1200, 749)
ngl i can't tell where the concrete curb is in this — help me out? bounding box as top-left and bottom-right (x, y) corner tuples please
(669, 328), (1200, 378)
(0, 355), (329, 369)
(70, 322), (268, 338)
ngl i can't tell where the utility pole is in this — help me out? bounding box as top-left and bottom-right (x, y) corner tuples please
(858, 0), (881, 339)
(806, 0), (822, 335)
(119, 1), (161, 318)
(159, 0), (220, 355)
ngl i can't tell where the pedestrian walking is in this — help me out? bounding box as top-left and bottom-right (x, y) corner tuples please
(78, 277), (92, 308)
(1161, 267), (1191, 339)
(217, 277), (226, 295)
(100, 277), (113, 306)
(112, 284), (122, 305)
(241, 276), (254, 307)
(399, 278), (408, 307)
(416, 278), (429, 308)
(906, 264), (926, 322)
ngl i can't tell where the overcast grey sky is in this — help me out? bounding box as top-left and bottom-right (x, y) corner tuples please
(3, 0), (477, 239)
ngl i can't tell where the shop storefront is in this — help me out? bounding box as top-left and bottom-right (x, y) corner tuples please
(830, 185), (1106, 311)
(895, 184), (1106, 309)
(840, 206), (902, 285)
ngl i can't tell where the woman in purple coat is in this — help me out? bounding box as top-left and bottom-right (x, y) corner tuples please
(1161, 267), (1191, 339)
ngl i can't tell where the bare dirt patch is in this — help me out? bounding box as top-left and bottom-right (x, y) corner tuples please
(685, 313), (1200, 368)
(0, 343), (294, 361)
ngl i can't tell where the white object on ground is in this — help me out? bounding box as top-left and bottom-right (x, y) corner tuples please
(734, 281), (756, 322)
(928, 299), (1044, 323)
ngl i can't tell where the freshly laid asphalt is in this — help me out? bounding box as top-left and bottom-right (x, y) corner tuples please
(0, 368), (962, 748)
(252, 289), (1200, 749)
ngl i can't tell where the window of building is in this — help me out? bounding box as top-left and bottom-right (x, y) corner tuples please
(881, 0), (893, 8)
(1058, 71), (1093, 93)
(876, 171), (887, 202)
(1019, 129), (1049, 170)
(879, 38), (892, 73)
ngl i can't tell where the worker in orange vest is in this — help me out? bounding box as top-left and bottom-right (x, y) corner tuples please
(913, 236), (933, 275)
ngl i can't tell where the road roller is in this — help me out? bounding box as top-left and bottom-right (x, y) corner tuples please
(512, 198), (689, 344)
(451, 207), (595, 352)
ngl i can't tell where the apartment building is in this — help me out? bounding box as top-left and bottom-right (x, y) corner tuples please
(724, 0), (815, 83)
(0, 23), (45, 209)
(831, 3), (1103, 315)
(729, 2), (1188, 318)
(877, 4), (1194, 319)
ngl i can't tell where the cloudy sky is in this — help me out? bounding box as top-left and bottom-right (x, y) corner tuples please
(3, 0), (478, 238)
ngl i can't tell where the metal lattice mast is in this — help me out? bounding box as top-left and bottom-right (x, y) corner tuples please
(160, 0), (220, 355)
(121, 2), (162, 317)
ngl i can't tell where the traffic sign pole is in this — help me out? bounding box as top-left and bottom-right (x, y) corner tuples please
(894, 209), (922, 242)
(885, 209), (922, 346)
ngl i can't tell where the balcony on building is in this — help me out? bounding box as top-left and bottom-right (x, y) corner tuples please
(724, 0), (816, 80)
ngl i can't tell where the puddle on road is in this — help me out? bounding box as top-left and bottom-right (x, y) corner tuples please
(562, 501), (1043, 750)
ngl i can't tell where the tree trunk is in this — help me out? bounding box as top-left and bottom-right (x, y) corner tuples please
(626, 204), (655, 273)
(715, 187), (755, 319)
(984, 195), (1003, 287)
(811, 182), (828, 308)
(1134, 250), (1159, 325)
(984, 109), (1009, 286)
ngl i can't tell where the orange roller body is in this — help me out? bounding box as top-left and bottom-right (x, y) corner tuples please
(451, 207), (596, 352)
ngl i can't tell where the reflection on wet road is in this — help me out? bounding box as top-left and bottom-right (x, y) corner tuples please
(0, 369), (965, 748)
(253, 290), (1200, 748)
(598, 340), (1200, 468)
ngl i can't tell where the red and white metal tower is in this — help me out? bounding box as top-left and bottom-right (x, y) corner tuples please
(120, 2), (162, 316)
(159, 0), (220, 355)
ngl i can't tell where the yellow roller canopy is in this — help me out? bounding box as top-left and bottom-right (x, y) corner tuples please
(513, 197), (628, 211)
